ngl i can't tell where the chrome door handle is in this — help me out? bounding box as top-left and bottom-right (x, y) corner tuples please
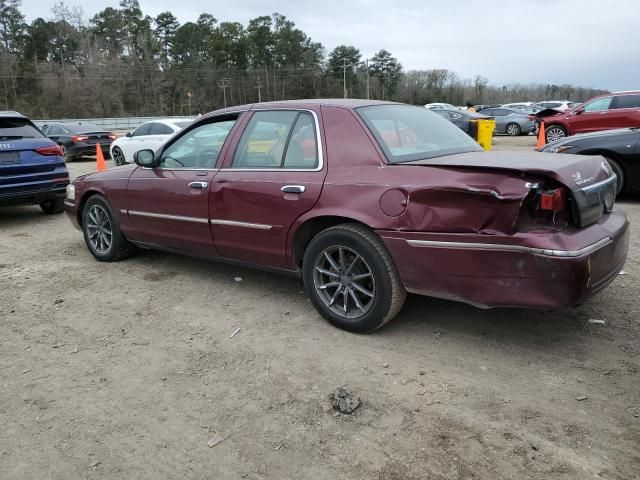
(281, 185), (306, 194)
(188, 181), (208, 189)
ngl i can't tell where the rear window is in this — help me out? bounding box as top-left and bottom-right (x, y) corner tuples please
(613, 95), (640, 109)
(358, 105), (482, 164)
(0, 118), (45, 140)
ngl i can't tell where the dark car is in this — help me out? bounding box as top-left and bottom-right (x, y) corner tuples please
(0, 111), (69, 213)
(539, 127), (640, 194)
(64, 100), (628, 333)
(41, 122), (116, 162)
(544, 91), (640, 143)
(432, 108), (491, 135)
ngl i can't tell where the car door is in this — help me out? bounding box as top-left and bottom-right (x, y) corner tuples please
(488, 109), (508, 132)
(569, 96), (614, 133)
(210, 108), (327, 269)
(121, 123), (151, 160)
(609, 94), (640, 129)
(122, 116), (240, 255)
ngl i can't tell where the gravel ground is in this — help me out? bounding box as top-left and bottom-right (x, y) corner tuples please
(1, 136), (638, 479)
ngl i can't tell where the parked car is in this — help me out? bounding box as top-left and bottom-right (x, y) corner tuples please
(41, 122), (115, 162)
(506, 105), (544, 114)
(65, 100), (628, 333)
(110, 118), (193, 165)
(502, 102), (534, 109)
(538, 127), (640, 195)
(534, 100), (579, 112)
(0, 111), (69, 213)
(544, 91), (640, 143)
(476, 107), (537, 136)
(431, 108), (491, 135)
(424, 103), (457, 110)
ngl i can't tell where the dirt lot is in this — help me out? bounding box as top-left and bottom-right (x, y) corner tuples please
(1, 136), (639, 479)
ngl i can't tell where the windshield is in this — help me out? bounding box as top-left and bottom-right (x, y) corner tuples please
(358, 105), (482, 163)
(0, 118), (45, 140)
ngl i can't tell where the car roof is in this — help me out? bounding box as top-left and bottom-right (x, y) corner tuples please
(0, 111), (27, 119)
(203, 99), (398, 118)
(612, 90), (640, 95)
(140, 118), (193, 127)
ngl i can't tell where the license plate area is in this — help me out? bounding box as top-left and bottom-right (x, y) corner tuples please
(0, 151), (20, 164)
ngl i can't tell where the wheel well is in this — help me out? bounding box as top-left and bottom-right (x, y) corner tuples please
(76, 190), (102, 226)
(292, 216), (368, 268)
(587, 151), (626, 188)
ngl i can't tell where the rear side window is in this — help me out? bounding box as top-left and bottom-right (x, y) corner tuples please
(232, 110), (319, 169)
(0, 118), (45, 140)
(613, 95), (640, 109)
(149, 123), (173, 135)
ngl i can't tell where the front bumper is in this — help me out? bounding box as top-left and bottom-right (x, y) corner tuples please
(379, 207), (629, 309)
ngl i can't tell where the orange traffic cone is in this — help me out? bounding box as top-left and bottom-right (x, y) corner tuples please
(536, 121), (546, 149)
(96, 143), (107, 172)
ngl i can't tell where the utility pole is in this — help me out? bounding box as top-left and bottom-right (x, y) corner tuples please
(255, 77), (263, 103)
(218, 78), (230, 108)
(343, 59), (348, 99)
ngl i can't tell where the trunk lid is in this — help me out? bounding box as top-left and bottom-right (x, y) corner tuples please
(402, 151), (617, 227)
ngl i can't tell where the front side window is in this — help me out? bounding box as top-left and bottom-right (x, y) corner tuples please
(132, 124), (151, 137)
(358, 105), (481, 163)
(159, 119), (237, 169)
(584, 97), (612, 112)
(612, 94), (640, 109)
(232, 110), (318, 169)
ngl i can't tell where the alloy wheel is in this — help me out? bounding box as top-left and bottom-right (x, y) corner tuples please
(546, 126), (566, 143)
(313, 245), (376, 320)
(112, 148), (125, 166)
(506, 123), (520, 136)
(86, 204), (113, 254)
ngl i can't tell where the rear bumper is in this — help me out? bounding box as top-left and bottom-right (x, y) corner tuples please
(0, 185), (67, 207)
(379, 207), (629, 309)
(67, 143), (111, 158)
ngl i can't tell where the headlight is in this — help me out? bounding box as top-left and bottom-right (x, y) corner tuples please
(66, 184), (75, 201)
(545, 144), (575, 154)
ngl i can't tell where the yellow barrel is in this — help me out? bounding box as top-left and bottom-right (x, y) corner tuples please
(474, 119), (496, 151)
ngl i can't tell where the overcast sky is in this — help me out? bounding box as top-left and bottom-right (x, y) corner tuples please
(19, 0), (640, 91)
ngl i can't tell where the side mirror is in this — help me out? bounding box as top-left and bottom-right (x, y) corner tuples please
(126, 132), (133, 138)
(134, 149), (156, 167)
(574, 107), (585, 115)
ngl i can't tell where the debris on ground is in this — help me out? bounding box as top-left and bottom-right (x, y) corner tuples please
(230, 328), (241, 338)
(575, 395), (588, 401)
(90, 460), (101, 468)
(207, 434), (229, 448)
(132, 340), (150, 345)
(619, 270), (627, 275)
(54, 298), (64, 304)
(234, 277), (242, 283)
(331, 386), (361, 414)
(588, 319), (606, 325)
(382, 362), (389, 368)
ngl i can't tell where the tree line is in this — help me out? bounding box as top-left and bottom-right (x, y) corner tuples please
(0, 0), (608, 118)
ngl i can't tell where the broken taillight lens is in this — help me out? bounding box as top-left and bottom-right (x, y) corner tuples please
(539, 188), (566, 213)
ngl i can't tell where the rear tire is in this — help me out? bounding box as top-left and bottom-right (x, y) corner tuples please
(506, 122), (521, 136)
(604, 157), (625, 195)
(545, 125), (567, 143)
(39, 198), (65, 214)
(82, 195), (135, 262)
(112, 147), (126, 166)
(302, 223), (406, 333)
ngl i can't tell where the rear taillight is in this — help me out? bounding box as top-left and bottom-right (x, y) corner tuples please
(72, 135), (89, 142)
(108, 134), (116, 140)
(539, 188), (566, 213)
(35, 145), (64, 156)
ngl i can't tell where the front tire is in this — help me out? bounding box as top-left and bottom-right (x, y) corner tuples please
(604, 157), (625, 195)
(302, 223), (406, 333)
(506, 122), (521, 136)
(112, 147), (126, 166)
(82, 195), (135, 262)
(39, 198), (65, 214)
(545, 125), (567, 143)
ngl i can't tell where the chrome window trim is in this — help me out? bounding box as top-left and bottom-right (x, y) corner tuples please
(578, 174), (616, 192)
(210, 219), (273, 230)
(406, 237), (612, 258)
(127, 210), (209, 224)
(221, 108), (324, 172)
(141, 167), (219, 172)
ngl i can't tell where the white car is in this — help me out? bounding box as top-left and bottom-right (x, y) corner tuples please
(502, 102), (534, 109)
(424, 103), (457, 110)
(533, 100), (581, 112)
(110, 118), (193, 165)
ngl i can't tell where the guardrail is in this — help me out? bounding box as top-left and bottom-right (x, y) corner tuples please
(33, 116), (196, 131)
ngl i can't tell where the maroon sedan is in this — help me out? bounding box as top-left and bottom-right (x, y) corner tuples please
(64, 100), (629, 333)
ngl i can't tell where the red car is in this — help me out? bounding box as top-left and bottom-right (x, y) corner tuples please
(64, 100), (628, 333)
(545, 91), (640, 143)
